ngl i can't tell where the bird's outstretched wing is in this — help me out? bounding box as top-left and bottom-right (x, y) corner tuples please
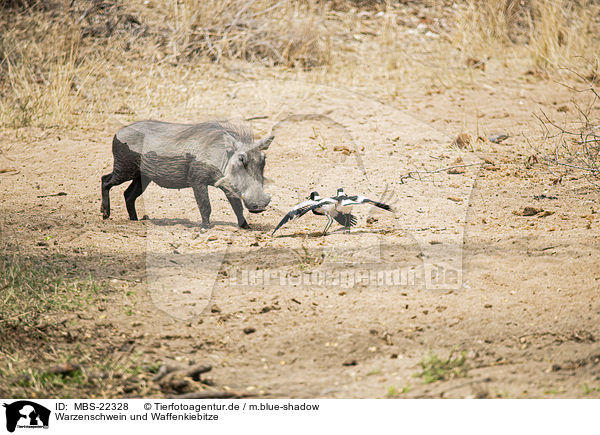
(342, 195), (392, 211)
(272, 200), (322, 235)
(361, 197), (392, 211)
(333, 212), (357, 227)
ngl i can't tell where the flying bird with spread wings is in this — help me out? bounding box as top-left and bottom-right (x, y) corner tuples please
(272, 188), (392, 236)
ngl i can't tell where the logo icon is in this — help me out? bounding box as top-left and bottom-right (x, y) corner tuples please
(3, 401), (50, 433)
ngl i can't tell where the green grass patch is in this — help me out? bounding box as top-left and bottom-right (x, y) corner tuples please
(387, 385), (411, 397)
(415, 350), (469, 384)
(582, 384), (600, 395)
(17, 368), (87, 389)
(0, 254), (104, 335)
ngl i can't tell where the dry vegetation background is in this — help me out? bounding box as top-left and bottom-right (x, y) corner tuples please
(1, 0), (600, 398)
(1, 0), (598, 128)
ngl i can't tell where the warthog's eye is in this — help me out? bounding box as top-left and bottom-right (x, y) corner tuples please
(238, 153), (247, 165)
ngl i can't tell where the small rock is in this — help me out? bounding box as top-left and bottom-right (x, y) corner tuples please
(466, 56), (486, 71)
(488, 133), (509, 143)
(243, 327), (256, 335)
(260, 305), (279, 313)
(537, 210), (554, 218)
(342, 359), (357, 366)
(484, 304), (493, 308)
(533, 194), (558, 200)
(513, 207), (543, 216)
(210, 305), (221, 313)
(485, 165), (501, 171)
(525, 155), (538, 168)
(88, 371), (109, 381)
(447, 167), (466, 175)
(333, 145), (352, 155)
(46, 363), (82, 376)
(366, 216), (378, 225)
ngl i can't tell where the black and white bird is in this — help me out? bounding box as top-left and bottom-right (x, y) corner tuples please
(331, 188), (393, 215)
(272, 191), (357, 236)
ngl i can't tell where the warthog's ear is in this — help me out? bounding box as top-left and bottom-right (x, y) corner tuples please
(255, 135), (274, 151)
(223, 133), (238, 151)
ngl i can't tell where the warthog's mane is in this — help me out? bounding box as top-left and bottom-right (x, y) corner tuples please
(174, 121), (254, 149)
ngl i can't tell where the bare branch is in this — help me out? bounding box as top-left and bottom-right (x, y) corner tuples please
(398, 162), (485, 184)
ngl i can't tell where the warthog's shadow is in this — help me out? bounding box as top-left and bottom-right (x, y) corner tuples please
(274, 228), (394, 239)
(148, 217), (271, 232)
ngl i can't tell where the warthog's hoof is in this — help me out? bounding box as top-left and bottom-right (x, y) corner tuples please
(239, 221), (250, 229)
(101, 205), (110, 220)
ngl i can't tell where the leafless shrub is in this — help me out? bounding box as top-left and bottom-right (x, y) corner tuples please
(534, 64), (600, 188)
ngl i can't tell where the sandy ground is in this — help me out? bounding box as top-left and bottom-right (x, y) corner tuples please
(1, 70), (599, 398)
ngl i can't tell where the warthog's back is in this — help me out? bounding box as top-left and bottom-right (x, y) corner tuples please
(115, 120), (253, 158)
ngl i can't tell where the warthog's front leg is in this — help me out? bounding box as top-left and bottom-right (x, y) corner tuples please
(225, 194), (249, 229)
(192, 185), (211, 228)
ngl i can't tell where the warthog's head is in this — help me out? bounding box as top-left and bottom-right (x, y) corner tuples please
(216, 134), (273, 213)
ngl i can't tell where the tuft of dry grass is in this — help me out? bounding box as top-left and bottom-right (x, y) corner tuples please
(0, 0), (332, 129)
(453, 0), (599, 73)
(526, 1), (597, 73)
(162, 0), (330, 68)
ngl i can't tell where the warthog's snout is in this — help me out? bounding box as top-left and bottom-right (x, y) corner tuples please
(243, 192), (271, 213)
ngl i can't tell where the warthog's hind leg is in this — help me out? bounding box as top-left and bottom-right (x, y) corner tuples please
(193, 185), (212, 228)
(101, 173), (116, 219)
(124, 175), (150, 220)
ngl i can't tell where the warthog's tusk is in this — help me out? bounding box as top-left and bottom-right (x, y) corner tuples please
(214, 177), (240, 197)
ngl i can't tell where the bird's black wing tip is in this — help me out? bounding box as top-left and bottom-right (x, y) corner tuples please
(371, 200), (392, 211)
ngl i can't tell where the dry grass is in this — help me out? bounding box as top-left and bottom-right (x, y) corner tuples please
(162, 0), (330, 67)
(0, 0), (333, 129)
(0, 1), (599, 129)
(454, 0), (600, 73)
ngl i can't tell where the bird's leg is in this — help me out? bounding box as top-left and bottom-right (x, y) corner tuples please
(323, 216), (333, 235)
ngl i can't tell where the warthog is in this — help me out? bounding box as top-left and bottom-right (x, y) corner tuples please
(101, 120), (273, 228)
